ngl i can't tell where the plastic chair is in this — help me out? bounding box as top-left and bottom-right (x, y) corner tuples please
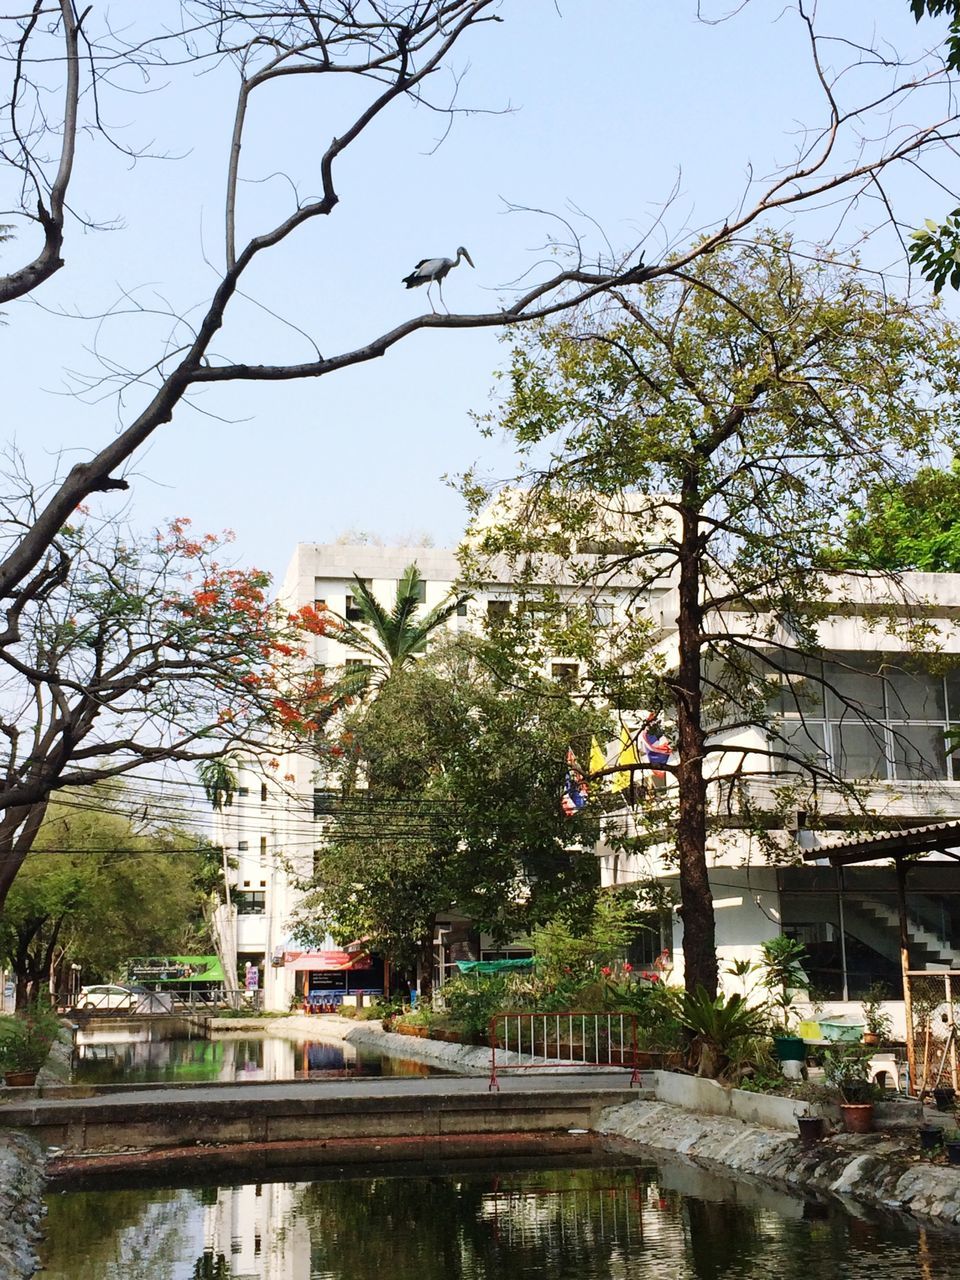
(867, 1052), (903, 1093)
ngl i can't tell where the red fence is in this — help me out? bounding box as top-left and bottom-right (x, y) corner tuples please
(488, 1010), (642, 1091)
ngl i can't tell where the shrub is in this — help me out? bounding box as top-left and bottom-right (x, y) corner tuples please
(0, 1002), (60, 1075)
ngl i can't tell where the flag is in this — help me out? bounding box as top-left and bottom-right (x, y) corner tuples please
(589, 736), (606, 777)
(561, 747), (588, 816)
(611, 725), (639, 793)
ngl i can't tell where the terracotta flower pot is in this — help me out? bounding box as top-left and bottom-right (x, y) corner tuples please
(3, 1070), (37, 1087)
(840, 1102), (874, 1134)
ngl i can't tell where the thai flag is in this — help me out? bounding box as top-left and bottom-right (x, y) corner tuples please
(561, 747), (588, 816)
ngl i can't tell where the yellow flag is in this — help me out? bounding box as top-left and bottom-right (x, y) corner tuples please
(589, 736), (606, 777)
(611, 725), (640, 793)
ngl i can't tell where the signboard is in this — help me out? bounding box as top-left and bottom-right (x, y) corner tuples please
(245, 964), (259, 991)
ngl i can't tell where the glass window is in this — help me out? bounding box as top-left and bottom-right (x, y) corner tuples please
(823, 659), (886, 721)
(892, 723), (948, 780)
(774, 670), (825, 719)
(777, 720), (827, 770)
(236, 891), (265, 915)
(946, 669), (960, 720)
(885, 666), (945, 721)
(834, 721), (887, 780)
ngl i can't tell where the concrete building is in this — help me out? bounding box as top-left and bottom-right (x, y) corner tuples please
(215, 516), (960, 1015)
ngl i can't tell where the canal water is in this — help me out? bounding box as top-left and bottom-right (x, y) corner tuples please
(72, 1022), (442, 1084)
(39, 1153), (957, 1279)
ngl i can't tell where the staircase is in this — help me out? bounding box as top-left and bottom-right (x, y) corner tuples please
(856, 899), (960, 970)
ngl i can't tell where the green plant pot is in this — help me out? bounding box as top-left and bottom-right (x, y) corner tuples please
(773, 1035), (806, 1062)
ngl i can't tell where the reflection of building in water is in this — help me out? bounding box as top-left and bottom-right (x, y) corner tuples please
(202, 1182), (312, 1280)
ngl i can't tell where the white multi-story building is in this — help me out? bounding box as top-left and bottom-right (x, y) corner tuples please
(215, 517), (960, 1014)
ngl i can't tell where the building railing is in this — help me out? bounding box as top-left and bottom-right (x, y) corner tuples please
(488, 1010), (642, 1091)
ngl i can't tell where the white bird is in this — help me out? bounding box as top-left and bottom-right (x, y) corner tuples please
(402, 246), (474, 311)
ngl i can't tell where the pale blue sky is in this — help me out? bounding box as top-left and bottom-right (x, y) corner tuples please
(3, 1), (955, 584)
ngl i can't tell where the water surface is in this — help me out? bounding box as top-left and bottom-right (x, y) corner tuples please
(39, 1157), (958, 1279)
(73, 1023), (441, 1084)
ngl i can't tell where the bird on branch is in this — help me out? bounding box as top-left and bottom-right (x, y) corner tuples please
(402, 246), (474, 312)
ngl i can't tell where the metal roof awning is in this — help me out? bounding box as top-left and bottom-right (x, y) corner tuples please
(802, 819), (960, 867)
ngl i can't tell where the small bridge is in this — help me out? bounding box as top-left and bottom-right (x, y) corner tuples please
(0, 1075), (643, 1180)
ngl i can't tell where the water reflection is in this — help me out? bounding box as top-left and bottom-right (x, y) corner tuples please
(39, 1160), (957, 1280)
(73, 1024), (436, 1084)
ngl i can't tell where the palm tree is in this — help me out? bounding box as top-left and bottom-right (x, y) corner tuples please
(330, 563), (470, 697)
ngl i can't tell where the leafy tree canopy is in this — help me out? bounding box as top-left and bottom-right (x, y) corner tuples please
(843, 459), (960, 572)
(292, 639), (606, 972)
(0, 787), (219, 1004)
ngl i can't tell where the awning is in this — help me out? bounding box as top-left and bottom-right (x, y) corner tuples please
(455, 958), (536, 975)
(283, 950), (372, 971)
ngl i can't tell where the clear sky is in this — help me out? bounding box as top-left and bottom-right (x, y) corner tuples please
(2, 0), (956, 586)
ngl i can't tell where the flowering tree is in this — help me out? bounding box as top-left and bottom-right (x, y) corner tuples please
(0, 513), (335, 909)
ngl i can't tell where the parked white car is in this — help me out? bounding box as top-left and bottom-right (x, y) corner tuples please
(77, 984), (135, 1011)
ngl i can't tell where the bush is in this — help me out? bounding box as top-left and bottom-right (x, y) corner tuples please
(0, 1002), (60, 1074)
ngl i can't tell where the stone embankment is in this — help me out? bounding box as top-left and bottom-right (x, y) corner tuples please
(0, 1131), (45, 1280)
(598, 1096), (960, 1228)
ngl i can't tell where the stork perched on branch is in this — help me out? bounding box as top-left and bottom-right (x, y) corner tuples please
(402, 246), (474, 311)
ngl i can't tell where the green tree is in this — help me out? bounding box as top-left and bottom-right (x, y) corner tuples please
(328, 563), (471, 696)
(907, 5), (960, 289)
(0, 791), (218, 1007)
(465, 233), (960, 997)
(844, 460), (960, 571)
(292, 640), (604, 995)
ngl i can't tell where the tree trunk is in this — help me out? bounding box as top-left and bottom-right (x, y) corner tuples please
(417, 917), (436, 1004)
(674, 494), (719, 998)
(0, 800), (49, 912)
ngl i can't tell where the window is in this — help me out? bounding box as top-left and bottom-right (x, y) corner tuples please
(410, 577), (427, 603)
(314, 598), (326, 610)
(260, 783), (268, 803)
(774, 655), (960, 782)
(237, 841), (248, 852)
(592, 603), (615, 627)
(345, 582), (369, 621)
(344, 658), (370, 670)
(487, 600), (511, 626)
(551, 662), (580, 690)
(237, 786), (249, 798)
(456, 601), (468, 617)
(236, 891), (265, 915)
(259, 836), (267, 865)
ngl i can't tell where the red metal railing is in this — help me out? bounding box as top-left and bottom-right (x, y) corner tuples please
(488, 1010), (641, 1091)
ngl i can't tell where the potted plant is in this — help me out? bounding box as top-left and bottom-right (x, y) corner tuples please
(824, 1043), (879, 1133)
(932, 1085), (956, 1111)
(919, 1124), (943, 1153)
(945, 1130), (960, 1166)
(0, 1003), (59, 1086)
(759, 936), (809, 1065)
(861, 983), (892, 1047)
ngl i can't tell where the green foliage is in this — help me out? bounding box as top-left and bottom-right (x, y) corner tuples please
(530, 890), (650, 982)
(670, 986), (770, 1079)
(823, 1043), (882, 1103)
(0, 1001), (60, 1073)
(440, 974), (512, 1040)
(910, 1), (960, 70)
(843, 460), (960, 571)
(861, 982), (894, 1039)
(0, 789), (216, 1000)
(758, 935), (809, 1030)
(197, 757), (239, 812)
(295, 640), (605, 969)
(328, 563), (471, 696)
